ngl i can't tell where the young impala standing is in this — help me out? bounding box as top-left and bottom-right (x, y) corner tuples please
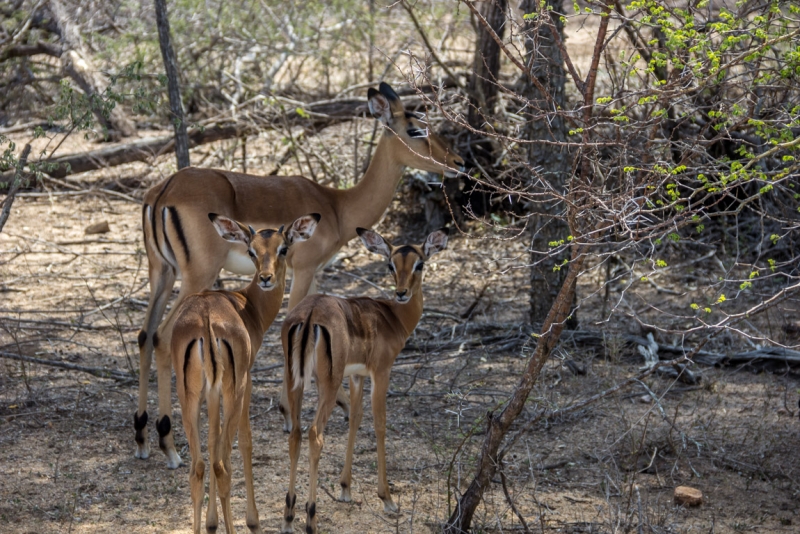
(280, 227), (448, 534)
(172, 212), (319, 534)
(134, 83), (464, 467)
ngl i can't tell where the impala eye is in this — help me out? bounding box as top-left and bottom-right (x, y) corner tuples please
(279, 246), (288, 256)
(407, 127), (429, 139)
(247, 249), (256, 258)
(415, 262), (424, 272)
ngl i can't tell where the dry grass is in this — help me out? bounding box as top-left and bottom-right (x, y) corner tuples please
(1, 128), (799, 534)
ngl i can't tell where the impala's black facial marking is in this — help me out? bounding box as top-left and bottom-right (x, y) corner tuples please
(394, 245), (418, 257)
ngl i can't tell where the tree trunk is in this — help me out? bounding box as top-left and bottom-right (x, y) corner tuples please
(445, 3), (611, 530)
(519, 0), (574, 326)
(154, 0), (190, 169)
(444, 244), (586, 533)
(48, 0), (136, 139)
(0, 144), (31, 234)
(467, 0), (507, 129)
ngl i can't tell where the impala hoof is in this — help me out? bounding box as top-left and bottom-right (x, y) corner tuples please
(165, 449), (183, 469)
(134, 442), (150, 460)
(279, 522), (293, 534)
(382, 499), (399, 514)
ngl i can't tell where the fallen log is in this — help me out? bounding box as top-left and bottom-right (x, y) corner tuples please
(561, 330), (800, 371)
(0, 350), (132, 381)
(0, 97), (374, 185)
(44, 124), (242, 178)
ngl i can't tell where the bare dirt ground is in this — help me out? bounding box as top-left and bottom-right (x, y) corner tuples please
(1, 131), (799, 534)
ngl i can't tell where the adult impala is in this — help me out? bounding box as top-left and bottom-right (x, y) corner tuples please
(134, 83), (464, 467)
(280, 227), (448, 534)
(172, 212), (319, 534)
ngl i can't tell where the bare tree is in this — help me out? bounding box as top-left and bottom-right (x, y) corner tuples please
(154, 0), (190, 169)
(48, 0), (137, 139)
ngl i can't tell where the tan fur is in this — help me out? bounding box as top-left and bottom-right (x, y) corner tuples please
(280, 228), (448, 534)
(171, 214), (318, 534)
(135, 85), (465, 461)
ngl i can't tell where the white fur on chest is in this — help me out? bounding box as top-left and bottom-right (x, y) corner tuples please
(223, 248), (256, 275)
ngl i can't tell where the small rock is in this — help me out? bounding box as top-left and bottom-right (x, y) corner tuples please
(638, 395), (652, 404)
(85, 220), (110, 234)
(674, 485), (703, 507)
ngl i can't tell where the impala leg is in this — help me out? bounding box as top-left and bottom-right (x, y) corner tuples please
(155, 270), (221, 469)
(339, 375), (364, 502)
(135, 262), (175, 460)
(239, 377), (262, 533)
(371, 372), (398, 513)
(306, 399), (336, 534)
(179, 373), (205, 534)
(281, 383), (303, 533)
(215, 381), (242, 534)
(155, 317), (182, 469)
(206, 388), (221, 533)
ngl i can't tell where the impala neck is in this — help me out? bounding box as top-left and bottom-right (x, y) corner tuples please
(388, 285), (424, 338)
(338, 134), (404, 239)
(240, 278), (286, 336)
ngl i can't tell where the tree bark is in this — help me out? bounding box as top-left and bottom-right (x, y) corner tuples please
(154, 0), (190, 169)
(445, 4), (611, 530)
(467, 0), (507, 129)
(0, 144), (31, 234)
(520, 0), (574, 326)
(48, 0), (137, 139)
(444, 244), (586, 533)
(0, 126), (239, 183)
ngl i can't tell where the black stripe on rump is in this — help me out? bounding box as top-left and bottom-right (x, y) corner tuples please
(166, 206), (190, 262)
(183, 338), (196, 390)
(300, 315), (312, 378)
(286, 322), (301, 376)
(319, 325), (333, 379)
(222, 339), (235, 385)
(209, 337), (217, 384)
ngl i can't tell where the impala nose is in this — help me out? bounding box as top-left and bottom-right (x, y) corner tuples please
(396, 289), (407, 300)
(260, 274), (273, 288)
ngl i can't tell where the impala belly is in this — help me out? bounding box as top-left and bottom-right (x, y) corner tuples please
(344, 363), (369, 377)
(223, 248), (256, 275)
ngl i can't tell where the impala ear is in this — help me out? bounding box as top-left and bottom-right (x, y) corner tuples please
(209, 213), (252, 246)
(423, 228), (449, 258)
(368, 82), (405, 125)
(368, 88), (392, 124)
(378, 82), (400, 102)
(286, 213), (320, 245)
(357, 227), (392, 258)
